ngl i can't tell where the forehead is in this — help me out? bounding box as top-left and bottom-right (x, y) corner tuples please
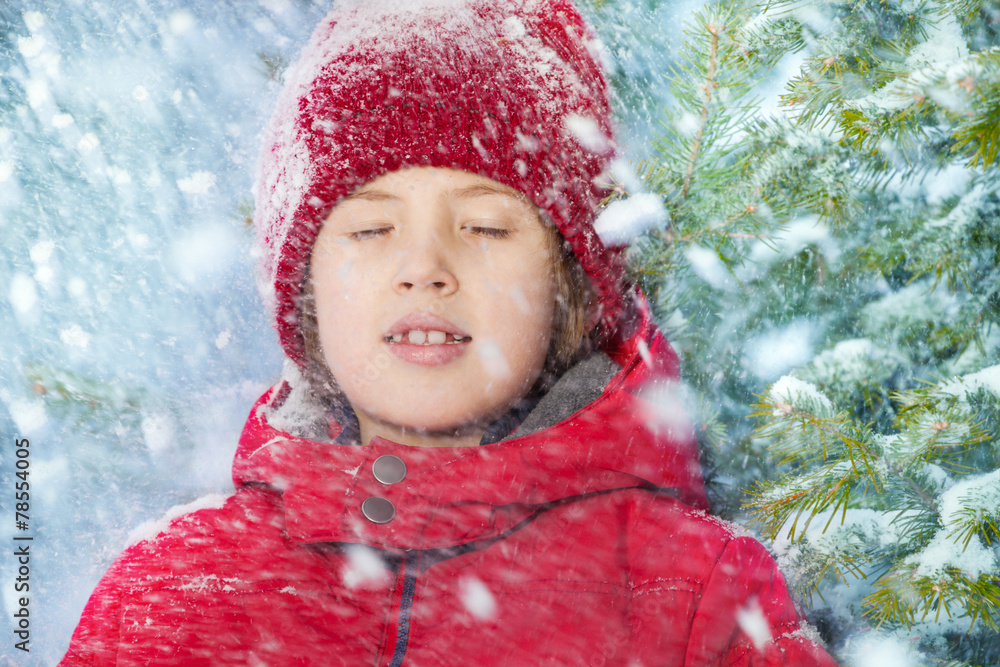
(344, 167), (533, 205)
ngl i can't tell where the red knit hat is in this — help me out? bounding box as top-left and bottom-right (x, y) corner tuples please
(254, 0), (626, 366)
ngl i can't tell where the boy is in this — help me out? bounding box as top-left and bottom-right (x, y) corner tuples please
(62, 1), (838, 664)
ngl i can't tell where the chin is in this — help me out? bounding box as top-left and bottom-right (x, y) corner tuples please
(372, 403), (500, 435)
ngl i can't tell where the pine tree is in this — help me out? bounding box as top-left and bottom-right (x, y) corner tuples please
(627, 0), (1000, 663)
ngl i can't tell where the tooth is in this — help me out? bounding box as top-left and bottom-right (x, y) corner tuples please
(408, 330), (427, 345)
(427, 330), (446, 345)
(392, 333), (403, 343)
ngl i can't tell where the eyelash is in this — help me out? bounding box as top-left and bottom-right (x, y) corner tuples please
(346, 226), (511, 241)
(347, 227), (392, 241)
(469, 226), (511, 239)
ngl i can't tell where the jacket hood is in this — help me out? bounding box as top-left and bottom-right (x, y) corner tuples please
(233, 300), (707, 551)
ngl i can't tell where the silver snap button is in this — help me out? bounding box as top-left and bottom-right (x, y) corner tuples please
(372, 455), (407, 485)
(361, 497), (396, 524)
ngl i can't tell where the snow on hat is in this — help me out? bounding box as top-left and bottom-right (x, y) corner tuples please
(254, 0), (625, 366)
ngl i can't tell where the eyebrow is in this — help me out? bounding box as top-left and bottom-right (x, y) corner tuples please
(448, 183), (526, 202)
(341, 190), (402, 203)
(341, 182), (528, 205)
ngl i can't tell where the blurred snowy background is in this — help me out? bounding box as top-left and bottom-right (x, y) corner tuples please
(0, 1), (700, 662)
(7, 0), (999, 663)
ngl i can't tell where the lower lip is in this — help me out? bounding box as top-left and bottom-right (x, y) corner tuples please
(386, 341), (470, 366)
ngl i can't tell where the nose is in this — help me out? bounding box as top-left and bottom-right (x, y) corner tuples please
(392, 237), (458, 296)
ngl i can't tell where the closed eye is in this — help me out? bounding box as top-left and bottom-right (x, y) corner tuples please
(348, 226), (393, 241)
(468, 226), (511, 239)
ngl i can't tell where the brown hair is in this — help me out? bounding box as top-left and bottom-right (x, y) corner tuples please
(299, 221), (594, 396)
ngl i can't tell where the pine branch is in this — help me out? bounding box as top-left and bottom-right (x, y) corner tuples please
(864, 568), (1000, 631)
(885, 459), (941, 515)
(644, 0), (1000, 661)
(681, 22), (721, 201)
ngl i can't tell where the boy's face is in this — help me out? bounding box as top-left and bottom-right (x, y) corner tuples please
(309, 167), (557, 443)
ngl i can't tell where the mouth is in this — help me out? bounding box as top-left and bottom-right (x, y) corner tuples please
(384, 313), (472, 367)
(385, 330), (472, 345)
(384, 313), (472, 346)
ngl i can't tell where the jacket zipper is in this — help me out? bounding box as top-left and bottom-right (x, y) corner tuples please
(384, 553), (417, 667)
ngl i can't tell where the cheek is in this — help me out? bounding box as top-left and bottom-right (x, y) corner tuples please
(336, 259), (356, 290)
(312, 289), (353, 374)
(313, 295), (382, 399)
(482, 243), (555, 303)
(311, 262), (373, 367)
(505, 279), (557, 319)
(506, 254), (558, 319)
(484, 263), (557, 357)
(314, 246), (386, 309)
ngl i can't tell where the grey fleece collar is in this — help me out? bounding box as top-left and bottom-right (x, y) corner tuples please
(497, 351), (621, 443)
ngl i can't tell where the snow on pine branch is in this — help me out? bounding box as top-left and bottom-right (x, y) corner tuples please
(768, 375), (834, 417)
(939, 363), (1000, 401)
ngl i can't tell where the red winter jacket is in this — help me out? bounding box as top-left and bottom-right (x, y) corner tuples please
(61, 311), (837, 666)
